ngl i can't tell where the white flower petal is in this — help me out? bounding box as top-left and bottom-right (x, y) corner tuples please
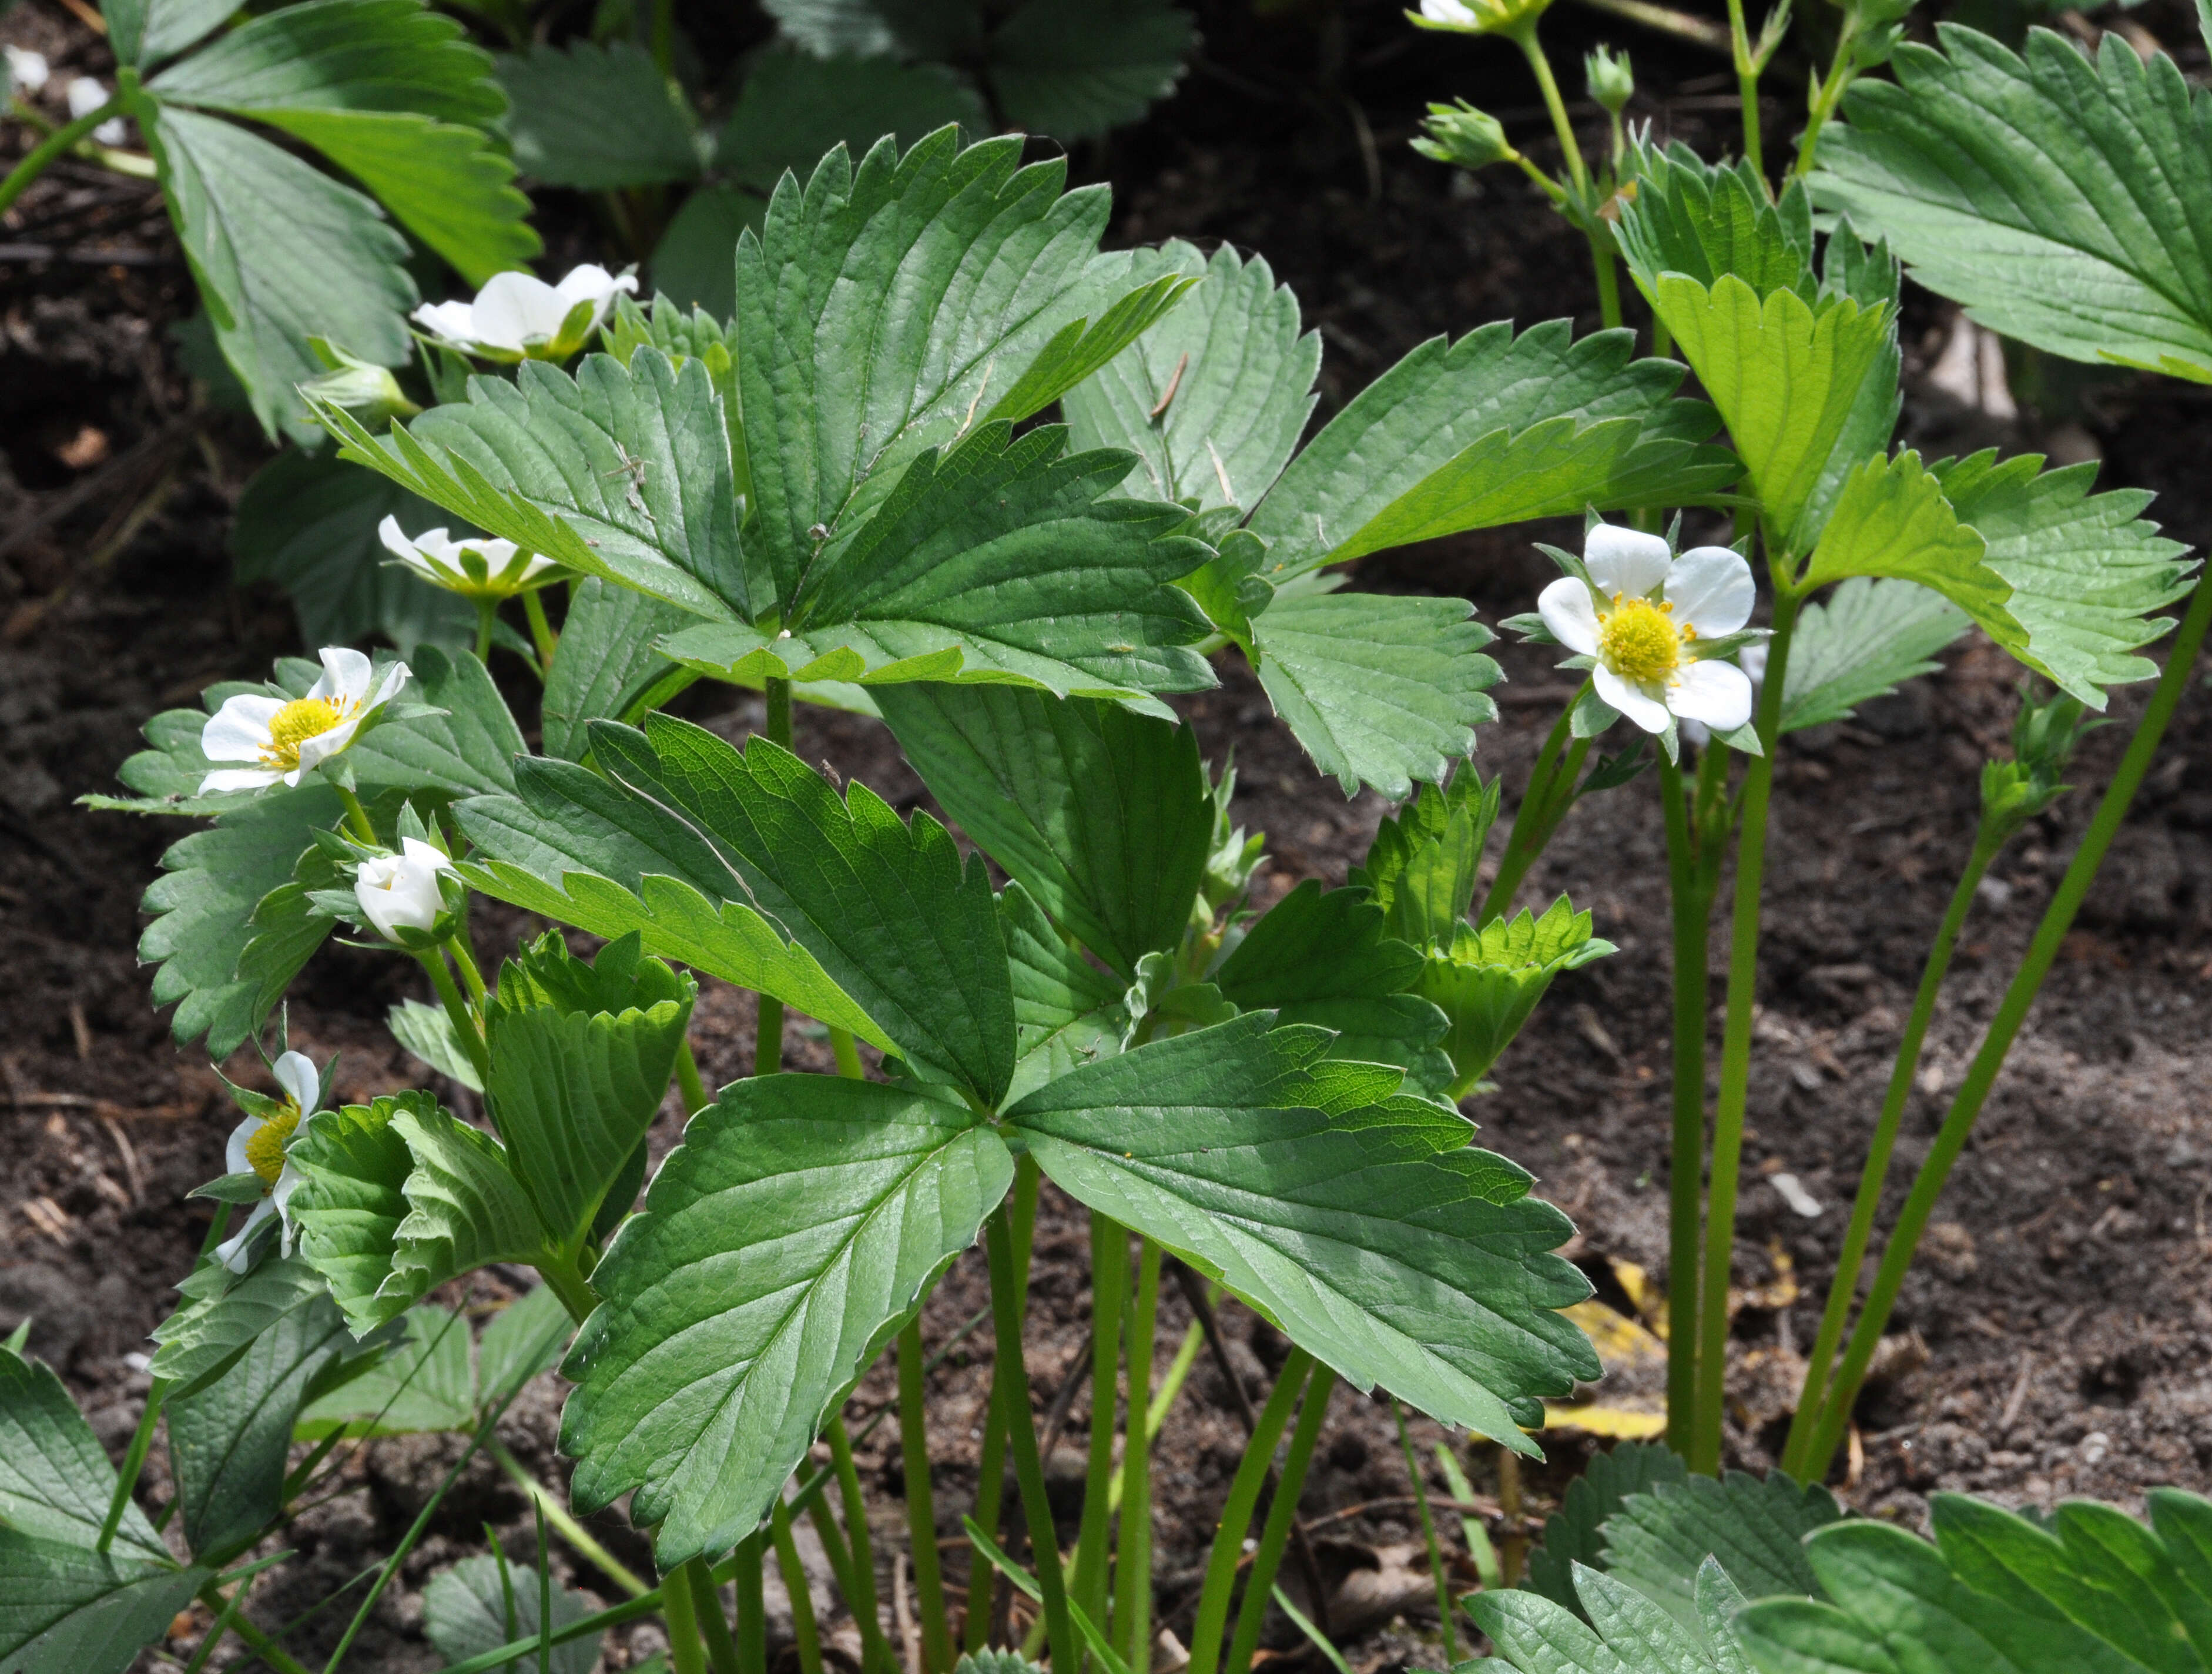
(1419, 0), (1480, 19)
(65, 76), (105, 119)
(1537, 577), (1602, 656)
(1668, 659), (1754, 732)
(552, 263), (622, 307)
(413, 300), (478, 346)
(201, 695), (284, 762)
(225, 1114), (260, 1177)
(215, 1198), (276, 1274)
(6, 46), (50, 93)
(356, 839), (453, 939)
(199, 766), (285, 794)
(472, 270), (566, 350)
(1666, 545), (1755, 637)
(308, 646), (375, 706)
(378, 515), (420, 562)
(294, 713), (364, 773)
(1739, 641), (1769, 685)
(1594, 663), (1673, 734)
(367, 660), (412, 709)
(273, 1051), (320, 1114)
(272, 1166), (306, 1254)
(1584, 524), (1673, 598)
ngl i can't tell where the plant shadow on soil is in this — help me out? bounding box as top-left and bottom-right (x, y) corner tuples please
(6, 0), (2212, 1666)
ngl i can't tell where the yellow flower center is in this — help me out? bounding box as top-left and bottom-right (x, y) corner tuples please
(261, 697), (349, 771)
(1597, 595), (1685, 684)
(244, 1106), (300, 1188)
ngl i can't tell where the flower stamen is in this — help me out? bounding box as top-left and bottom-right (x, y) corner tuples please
(1596, 595), (1684, 684)
(244, 1106), (300, 1188)
(260, 697), (351, 771)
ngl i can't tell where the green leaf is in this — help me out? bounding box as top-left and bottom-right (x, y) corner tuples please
(476, 1284), (575, 1406)
(988, 0), (1194, 140)
(230, 448), (474, 655)
(1614, 142), (1815, 302)
(391, 998), (486, 1092)
(1473, 1559), (1755, 1674)
(1650, 276), (1892, 547)
(1213, 880), (1453, 1100)
(1246, 320), (1736, 581)
(425, 1554), (604, 1674)
(140, 101), (414, 443)
(1607, 1469), (1847, 1631)
(348, 644), (526, 798)
(1801, 451), (2020, 659)
(1251, 591), (1501, 799)
(0, 1350), (167, 1561)
(1003, 1015), (1600, 1448)
(167, 1290), (369, 1561)
(1933, 449), (2197, 707)
(591, 717), (1018, 1103)
(717, 51), (986, 195)
(147, 1253), (331, 1401)
(294, 1303), (476, 1438)
(1811, 26), (2212, 382)
(386, 1099), (555, 1298)
(326, 349), (752, 621)
(1061, 240), (1319, 514)
(1779, 577), (1969, 735)
(1524, 1439), (1691, 1617)
(542, 580), (692, 761)
(1787, 222), (1903, 556)
(113, 0), (242, 68)
(497, 40), (699, 188)
(734, 129), (1192, 607)
(562, 1075), (1014, 1566)
(1355, 773), (1499, 952)
(485, 933), (695, 1252)
(1415, 899), (1613, 1093)
(877, 684), (1212, 978)
(0, 1535), (205, 1674)
(998, 882), (1132, 1104)
(454, 765), (890, 1054)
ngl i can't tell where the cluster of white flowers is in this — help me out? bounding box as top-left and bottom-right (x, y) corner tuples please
(215, 1050), (321, 1272)
(413, 263), (635, 361)
(199, 647), (409, 794)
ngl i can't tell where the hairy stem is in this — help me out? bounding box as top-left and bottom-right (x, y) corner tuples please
(687, 1555), (742, 1674)
(1590, 235), (1624, 332)
(1658, 755), (1708, 1452)
(967, 1157), (1039, 1649)
(1691, 582), (1801, 1474)
(1117, 1237), (1164, 1669)
(676, 1037), (710, 1117)
(985, 1200), (1079, 1672)
(829, 1026), (863, 1079)
(1188, 1351), (1316, 1674)
(660, 1556), (710, 1674)
(1072, 1216), (1126, 1642)
(899, 1321), (956, 1674)
(1393, 1400), (1456, 1663)
(1725, 0), (1767, 181)
(829, 1417), (894, 1674)
(1224, 1367), (1336, 1674)
(334, 785), (378, 844)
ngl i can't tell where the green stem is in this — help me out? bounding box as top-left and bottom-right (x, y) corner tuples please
(661, 1555), (710, 1674)
(1224, 1368), (1336, 1674)
(1801, 574), (2212, 1476)
(96, 1378), (167, 1553)
(487, 1438), (648, 1596)
(1657, 756), (1708, 1454)
(1690, 583), (1801, 1474)
(984, 1200), (1079, 1674)
(1146, 1318), (1205, 1443)
(756, 677), (793, 1077)
(967, 1157), (1040, 1649)
(676, 1037), (710, 1117)
(1115, 1237), (1164, 1669)
(445, 932), (489, 1010)
(1072, 1211), (1127, 1641)
(1725, 0), (1766, 180)
(0, 96), (122, 217)
(214, 1594), (318, 1674)
(535, 1247), (599, 1327)
(772, 1500), (825, 1674)
(1188, 1351), (1316, 1674)
(418, 950), (491, 1086)
(474, 598), (498, 664)
(1590, 235), (1624, 333)
(334, 785), (377, 844)
(899, 1322), (957, 1674)
(1793, 39), (1858, 179)
(1484, 734), (1592, 925)
(830, 1026), (863, 1079)
(1510, 24), (1590, 200)
(691, 1552), (744, 1674)
(1781, 829), (1997, 1477)
(1390, 1398), (1456, 1665)
(522, 588), (559, 670)
(829, 1416), (894, 1674)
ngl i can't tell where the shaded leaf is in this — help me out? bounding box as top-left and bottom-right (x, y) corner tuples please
(1607, 1469), (1846, 1631)
(998, 882), (1131, 1104)
(717, 51), (986, 195)
(497, 39), (699, 189)
(1779, 577), (1968, 735)
(988, 0), (1194, 142)
(294, 1303), (476, 1438)
(0, 1536), (205, 1674)
(390, 997), (485, 1093)
(148, 1253), (330, 1402)
(425, 1553), (602, 1674)
(1525, 1439), (1691, 1616)
(0, 1350), (167, 1561)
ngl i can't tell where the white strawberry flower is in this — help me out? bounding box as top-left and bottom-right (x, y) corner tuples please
(65, 75), (125, 145)
(214, 1050), (321, 1273)
(1538, 523), (1758, 737)
(378, 517), (558, 600)
(411, 263), (637, 361)
(355, 836), (455, 942)
(6, 45), (50, 95)
(199, 648), (410, 794)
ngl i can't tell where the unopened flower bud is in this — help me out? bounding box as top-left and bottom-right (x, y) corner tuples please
(355, 837), (456, 942)
(1586, 45), (1635, 115)
(1413, 101), (1519, 172)
(301, 340), (420, 430)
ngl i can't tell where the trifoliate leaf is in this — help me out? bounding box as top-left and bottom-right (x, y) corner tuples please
(455, 762), (890, 1055)
(1061, 240), (1319, 514)
(0, 1350), (168, 1562)
(541, 578), (689, 762)
(998, 883), (1132, 1104)
(293, 1303), (476, 1438)
(1934, 449), (2196, 707)
(1812, 26), (2212, 382)
(716, 50), (986, 195)
(1614, 141), (1815, 302)
(0, 1535), (206, 1674)
(1246, 320), (1737, 581)
(1473, 1560), (1755, 1674)
(425, 1554), (603, 1674)
(877, 684), (1212, 979)
(497, 39), (699, 189)
(1524, 1439), (1690, 1616)
(320, 349), (752, 622)
(484, 934), (695, 1254)
(1417, 898), (1613, 1096)
(562, 1075), (1014, 1566)
(1779, 577), (1969, 735)
(125, 0), (240, 67)
(230, 447), (474, 655)
(1003, 1015), (1600, 1450)
(1605, 1468), (1846, 1630)
(1213, 880), (1452, 1100)
(662, 423), (1213, 703)
(1251, 591), (1500, 799)
(1649, 276), (1891, 548)
(589, 717), (1018, 1105)
(385, 1100), (554, 1301)
(1355, 772), (1500, 952)
(141, 101), (414, 442)
(988, 0), (1195, 142)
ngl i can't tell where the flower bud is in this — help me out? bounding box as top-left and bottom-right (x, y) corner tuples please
(355, 837), (456, 943)
(1413, 101), (1519, 172)
(301, 340), (420, 431)
(1410, 0), (1556, 35)
(1586, 45), (1634, 115)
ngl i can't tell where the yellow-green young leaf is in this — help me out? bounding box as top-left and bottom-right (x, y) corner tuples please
(877, 685), (1212, 979)
(1614, 141), (1815, 302)
(1779, 577), (1969, 736)
(1002, 1015), (1600, 1451)
(561, 1076), (1014, 1567)
(1812, 26), (2212, 383)
(1354, 773), (1500, 953)
(1653, 274), (1893, 547)
(1416, 898), (1613, 1092)
(1801, 451), (2022, 659)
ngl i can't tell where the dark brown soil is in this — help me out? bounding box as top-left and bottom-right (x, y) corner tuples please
(6, 0), (2212, 1668)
